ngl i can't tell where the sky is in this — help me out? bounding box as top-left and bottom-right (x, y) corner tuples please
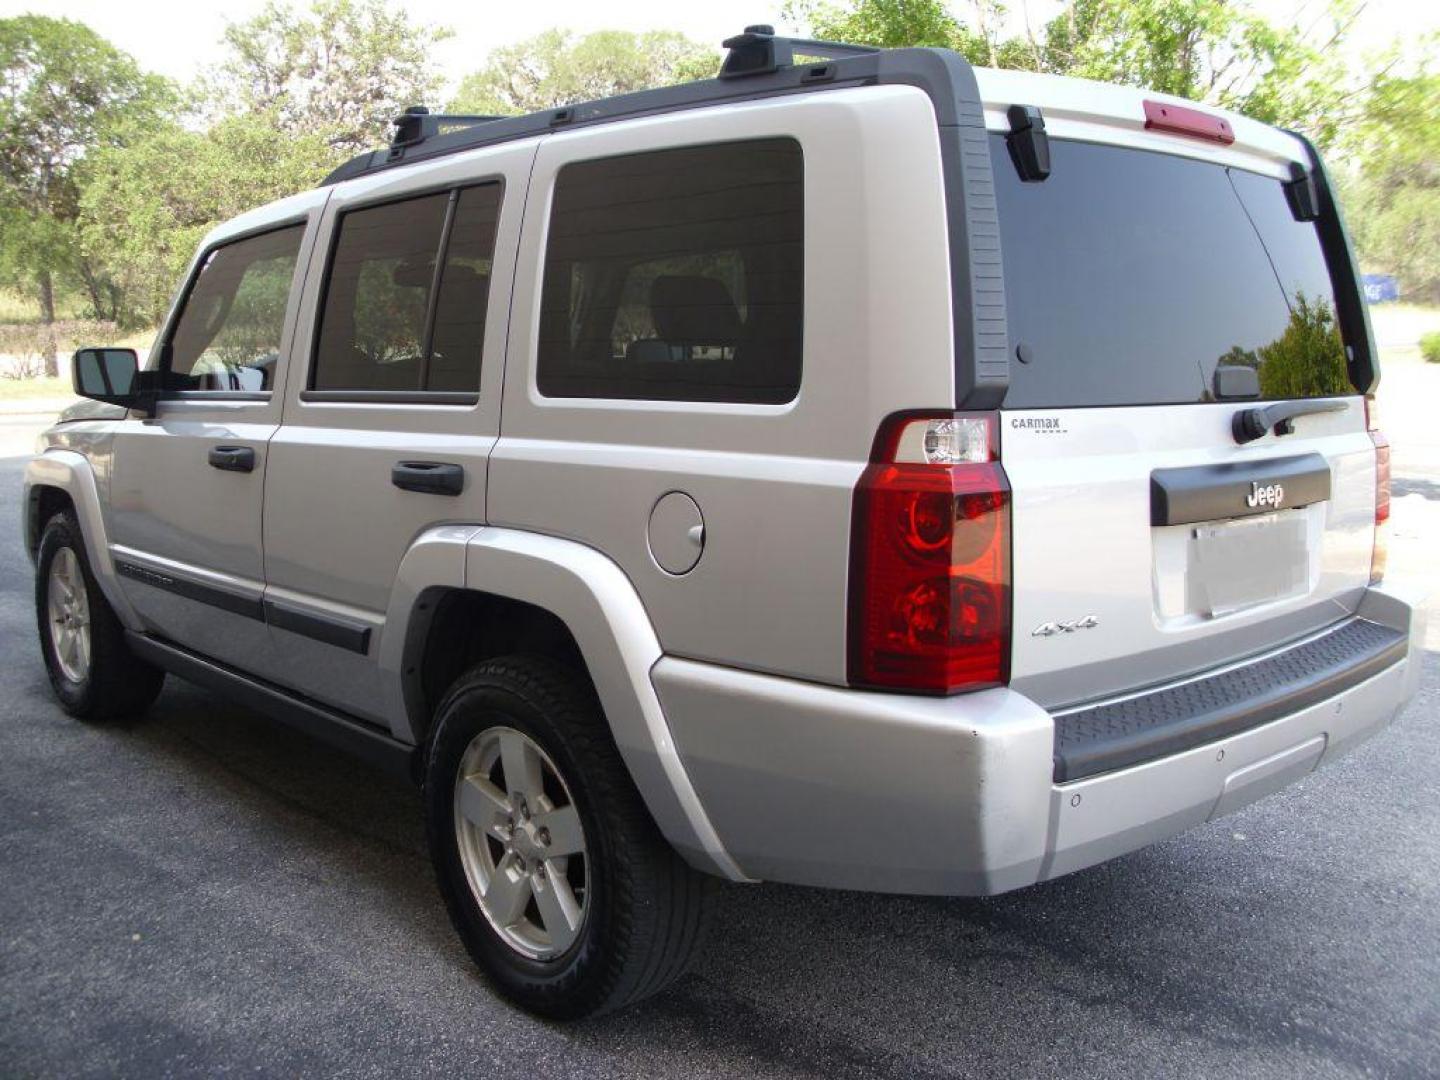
(1, 0), (1433, 102)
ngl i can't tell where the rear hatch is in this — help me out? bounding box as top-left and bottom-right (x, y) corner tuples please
(990, 124), (1378, 709)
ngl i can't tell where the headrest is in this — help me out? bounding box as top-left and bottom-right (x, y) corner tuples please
(650, 275), (742, 345)
(391, 256), (436, 289)
(435, 266), (489, 307)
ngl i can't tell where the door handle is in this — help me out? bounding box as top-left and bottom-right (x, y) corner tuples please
(208, 445), (256, 473)
(391, 460), (464, 496)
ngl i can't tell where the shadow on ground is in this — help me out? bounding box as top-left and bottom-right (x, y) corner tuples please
(4, 452), (1439, 1079)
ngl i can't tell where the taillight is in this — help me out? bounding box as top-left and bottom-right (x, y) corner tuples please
(1142, 100), (1235, 144)
(848, 412), (1011, 694)
(1366, 395), (1389, 584)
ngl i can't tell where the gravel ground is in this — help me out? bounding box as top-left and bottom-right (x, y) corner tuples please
(2, 420), (1438, 1078)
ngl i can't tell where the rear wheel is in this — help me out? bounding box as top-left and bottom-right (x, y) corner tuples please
(35, 511), (165, 722)
(424, 655), (713, 1018)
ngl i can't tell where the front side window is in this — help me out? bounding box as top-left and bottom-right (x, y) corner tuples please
(168, 225), (304, 392)
(312, 183), (501, 394)
(537, 138), (804, 404)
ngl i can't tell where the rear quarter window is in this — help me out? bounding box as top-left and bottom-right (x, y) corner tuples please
(536, 138), (803, 405)
(993, 135), (1351, 408)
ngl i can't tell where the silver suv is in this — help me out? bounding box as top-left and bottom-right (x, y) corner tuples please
(24, 29), (1426, 1018)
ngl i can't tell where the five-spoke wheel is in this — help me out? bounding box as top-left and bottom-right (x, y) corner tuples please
(455, 726), (589, 959)
(45, 546), (91, 683)
(35, 510), (164, 722)
(425, 655), (714, 1018)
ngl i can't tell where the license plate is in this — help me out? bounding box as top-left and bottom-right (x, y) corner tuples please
(1189, 513), (1308, 616)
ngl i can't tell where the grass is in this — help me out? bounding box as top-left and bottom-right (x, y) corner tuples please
(0, 376), (74, 403)
(0, 288), (90, 324)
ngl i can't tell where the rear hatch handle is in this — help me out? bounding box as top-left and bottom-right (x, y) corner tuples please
(1232, 399), (1348, 445)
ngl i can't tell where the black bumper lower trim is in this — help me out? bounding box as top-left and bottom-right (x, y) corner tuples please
(1053, 618), (1406, 782)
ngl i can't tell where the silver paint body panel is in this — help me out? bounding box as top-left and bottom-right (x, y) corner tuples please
(655, 583), (1425, 893)
(23, 74), (1422, 895)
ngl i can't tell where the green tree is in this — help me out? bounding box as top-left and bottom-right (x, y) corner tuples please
(76, 113), (335, 327)
(787, 0), (1362, 148)
(207, 0), (451, 154)
(451, 29), (717, 116)
(1255, 294), (1351, 399)
(0, 15), (170, 370)
(1340, 60), (1440, 302)
(789, 0), (1030, 66)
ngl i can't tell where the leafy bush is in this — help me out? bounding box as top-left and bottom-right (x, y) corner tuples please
(0, 320), (118, 378)
(1256, 294), (1351, 399)
(1421, 330), (1440, 364)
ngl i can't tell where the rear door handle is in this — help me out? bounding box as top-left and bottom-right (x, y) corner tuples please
(208, 445), (256, 473)
(391, 461), (464, 496)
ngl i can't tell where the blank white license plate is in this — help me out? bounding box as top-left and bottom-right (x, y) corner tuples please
(1189, 513), (1308, 616)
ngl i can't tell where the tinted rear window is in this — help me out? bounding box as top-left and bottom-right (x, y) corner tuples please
(994, 136), (1351, 408)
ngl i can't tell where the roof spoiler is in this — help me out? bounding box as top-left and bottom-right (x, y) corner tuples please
(720, 24), (879, 79)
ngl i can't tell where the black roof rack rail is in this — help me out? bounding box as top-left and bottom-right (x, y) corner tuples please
(719, 23), (880, 79)
(323, 25), (894, 189)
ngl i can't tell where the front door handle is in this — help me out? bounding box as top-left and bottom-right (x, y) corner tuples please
(208, 445), (256, 473)
(392, 461), (464, 496)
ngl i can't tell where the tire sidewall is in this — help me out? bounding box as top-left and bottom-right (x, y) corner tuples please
(36, 514), (96, 712)
(424, 673), (619, 1013)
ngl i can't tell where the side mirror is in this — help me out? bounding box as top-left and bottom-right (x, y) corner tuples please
(72, 348), (156, 415)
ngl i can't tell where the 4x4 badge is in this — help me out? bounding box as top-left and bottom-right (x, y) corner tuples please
(1031, 615), (1099, 637)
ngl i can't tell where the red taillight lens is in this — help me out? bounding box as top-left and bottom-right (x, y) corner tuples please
(1366, 395), (1389, 584)
(849, 413), (1011, 694)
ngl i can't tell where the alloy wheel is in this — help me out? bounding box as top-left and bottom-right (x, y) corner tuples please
(454, 725), (589, 960)
(47, 547), (91, 684)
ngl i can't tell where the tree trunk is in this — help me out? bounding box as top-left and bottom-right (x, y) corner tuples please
(38, 270), (58, 379)
(79, 259), (108, 323)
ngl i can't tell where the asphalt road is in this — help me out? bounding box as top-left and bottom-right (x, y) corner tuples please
(2, 450), (1439, 1080)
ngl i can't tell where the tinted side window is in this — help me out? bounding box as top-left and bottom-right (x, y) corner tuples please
(537, 139), (803, 404)
(994, 136), (1350, 408)
(168, 225), (304, 392)
(312, 184), (500, 394)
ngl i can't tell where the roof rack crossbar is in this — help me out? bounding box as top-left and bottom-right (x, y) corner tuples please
(390, 106), (506, 156)
(720, 24), (879, 79)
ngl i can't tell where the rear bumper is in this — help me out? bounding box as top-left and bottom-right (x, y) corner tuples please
(654, 582), (1427, 894)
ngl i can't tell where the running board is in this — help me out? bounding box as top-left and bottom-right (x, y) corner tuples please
(126, 632), (416, 780)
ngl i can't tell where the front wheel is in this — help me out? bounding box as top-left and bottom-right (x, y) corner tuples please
(35, 511), (165, 722)
(424, 655), (714, 1018)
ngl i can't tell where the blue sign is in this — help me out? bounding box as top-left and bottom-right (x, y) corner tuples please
(1362, 274), (1400, 304)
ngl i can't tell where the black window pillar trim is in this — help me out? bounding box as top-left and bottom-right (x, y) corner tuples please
(873, 50), (1011, 410)
(1284, 128), (1379, 396)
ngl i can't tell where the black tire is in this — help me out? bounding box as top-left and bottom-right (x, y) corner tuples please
(35, 510), (165, 722)
(424, 654), (714, 1018)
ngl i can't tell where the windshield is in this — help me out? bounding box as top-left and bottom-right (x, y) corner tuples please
(993, 135), (1353, 409)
